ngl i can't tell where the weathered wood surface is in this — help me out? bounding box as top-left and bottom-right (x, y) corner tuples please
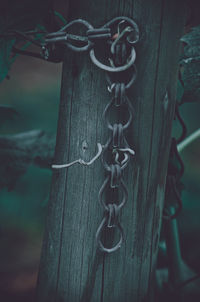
(37, 1), (186, 301)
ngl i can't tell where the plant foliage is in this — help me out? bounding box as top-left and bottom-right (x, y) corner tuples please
(0, 0), (52, 83)
(181, 25), (200, 103)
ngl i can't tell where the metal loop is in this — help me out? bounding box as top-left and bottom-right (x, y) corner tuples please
(110, 83), (126, 106)
(102, 16), (139, 44)
(101, 137), (112, 171)
(98, 176), (110, 211)
(112, 123), (124, 147)
(111, 42), (128, 66)
(45, 31), (67, 43)
(103, 97), (133, 130)
(54, 19), (94, 52)
(118, 179), (128, 209)
(113, 150), (130, 167)
(106, 65), (137, 90)
(98, 176), (128, 211)
(110, 164), (122, 188)
(96, 216), (123, 253)
(87, 28), (111, 41)
(90, 46), (136, 72)
(102, 136), (131, 171)
(107, 204), (120, 227)
(111, 27), (131, 55)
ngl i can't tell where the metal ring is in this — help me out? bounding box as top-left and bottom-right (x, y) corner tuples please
(96, 217), (123, 253)
(118, 179), (128, 210)
(106, 65), (137, 90)
(60, 19), (94, 52)
(98, 176), (128, 211)
(98, 176), (111, 210)
(107, 204), (120, 227)
(101, 137), (131, 171)
(90, 46), (136, 72)
(60, 18), (93, 32)
(103, 97), (133, 130)
(101, 138), (121, 171)
(110, 164), (122, 188)
(112, 123), (124, 147)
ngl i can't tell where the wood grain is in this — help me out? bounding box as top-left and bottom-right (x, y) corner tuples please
(37, 1), (186, 301)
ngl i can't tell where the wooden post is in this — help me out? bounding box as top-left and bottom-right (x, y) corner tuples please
(37, 1), (186, 301)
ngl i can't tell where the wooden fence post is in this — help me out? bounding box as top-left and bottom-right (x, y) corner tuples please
(37, 1), (186, 301)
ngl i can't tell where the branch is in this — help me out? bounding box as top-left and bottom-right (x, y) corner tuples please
(0, 130), (55, 190)
(177, 128), (200, 153)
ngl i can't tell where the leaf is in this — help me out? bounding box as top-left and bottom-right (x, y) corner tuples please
(181, 26), (200, 48)
(0, 37), (15, 82)
(180, 25), (200, 103)
(0, 0), (52, 83)
(0, 130), (55, 190)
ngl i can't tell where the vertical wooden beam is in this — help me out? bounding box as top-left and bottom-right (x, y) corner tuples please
(37, 1), (186, 301)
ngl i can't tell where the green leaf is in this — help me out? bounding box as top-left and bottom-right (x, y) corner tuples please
(181, 25), (200, 47)
(0, 0), (52, 83)
(0, 38), (15, 82)
(180, 26), (200, 103)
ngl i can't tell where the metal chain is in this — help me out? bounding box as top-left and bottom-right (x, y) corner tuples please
(96, 62), (138, 252)
(44, 17), (139, 253)
(4, 17), (140, 253)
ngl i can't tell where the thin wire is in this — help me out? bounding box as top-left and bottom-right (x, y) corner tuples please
(178, 128), (200, 153)
(52, 143), (103, 169)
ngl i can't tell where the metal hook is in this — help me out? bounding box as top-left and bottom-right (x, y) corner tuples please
(111, 25), (133, 55)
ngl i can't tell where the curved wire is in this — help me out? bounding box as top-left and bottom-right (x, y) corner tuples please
(96, 216), (123, 253)
(90, 46), (136, 72)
